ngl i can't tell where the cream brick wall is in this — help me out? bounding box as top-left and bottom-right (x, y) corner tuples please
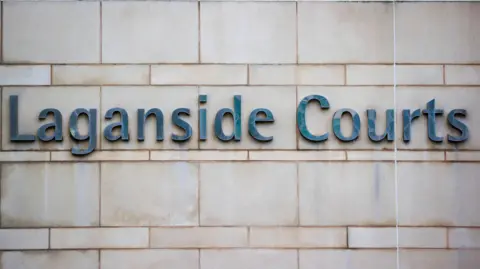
(0, 1), (479, 269)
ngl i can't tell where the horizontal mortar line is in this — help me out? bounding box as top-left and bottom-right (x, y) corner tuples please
(4, 85), (480, 88)
(0, 247), (464, 251)
(42, 225), (469, 228)
(1, 63), (480, 66)
(2, 149), (464, 152)
(1, 225), (478, 229)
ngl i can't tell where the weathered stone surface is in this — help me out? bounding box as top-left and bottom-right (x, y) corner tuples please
(1, 251), (98, 269)
(3, 2), (100, 63)
(346, 65), (443, 85)
(299, 162), (395, 226)
(201, 2), (296, 63)
(249, 65), (344, 85)
(398, 163), (480, 226)
(298, 3), (393, 63)
(102, 2), (198, 63)
(300, 250), (396, 269)
(348, 227), (447, 248)
(445, 65), (480, 85)
(151, 65), (247, 85)
(200, 163), (297, 225)
(50, 228), (149, 249)
(101, 250), (198, 269)
(449, 228), (480, 248)
(0, 65), (51, 85)
(201, 249), (297, 269)
(101, 162), (198, 226)
(150, 227), (248, 248)
(396, 3), (480, 63)
(249, 227), (347, 248)
(1, 163), (99, 227)
(53, 65), (149, 85)
(0, 229), (49, 250)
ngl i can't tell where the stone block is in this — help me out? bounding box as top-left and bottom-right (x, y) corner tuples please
(51, 151), (149, 161)
(201, 2), (296, 63)
(201, 250), (297, 269)
(200, 163), (297, 225)
(300, 250), (396, 269)
(101, 162), (198, 226)
(1, 163), (99, 227)
(102, 2), (198, 63)
(249, 227), (347, 248)
(151, 65), (247, 85)
(0, 229), (48, 250)
(150, 150), (248, 161)
(298, 3), (393, 63)
(299, 162), (396, 226)
(396, 3), (480, 63)
(249, 65), (345, 85)
(150, 227), (248, 248)
(0, 65), (51, 85)
(101, 250), (198, 269)
(50, 228), (149, 249)
(400, 249), (480, 269)
(1, 251), (98, 269)
(445, 65), (480, 85)
(346, 65), (443, 85)
(0, 152), (50, 162)
(449, 228), (480, 248)
(52, 65), (149, 85)
(398, 163), (480, 226)
(348, 227), (447, 248)
(249, 150), (346, 161)
(3, 2), (100, 63)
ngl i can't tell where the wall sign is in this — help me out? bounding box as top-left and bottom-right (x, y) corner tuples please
(9, 94), (469, 156)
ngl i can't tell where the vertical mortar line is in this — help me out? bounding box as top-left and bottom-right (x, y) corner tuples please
(98, 161), (102, 228)
(446, 227), (449, 248)
(50, 65), (53, 85)
(1, 1), (4, 63)
(442, 65), (446, 85)
(198, 1), (201, 63)
(296, 162), (300, 226)
(99, 87), (102, 150)
(99, 1), (103, 63)
(346, 226), (349, 248)
(295, 86), (299, 150)
(48, 228), (51, 249)
(148, 227), (151, 248)
(198, 248), (201, 269)
(149, 65), (152, 85)
(295, 2), (298, 64)
(296, 249), (300, 269)
(197, 161), (201, 227)
(247, 64), (250, 85)
(0, 87), (2, 152)
(343, 64), (347, 85)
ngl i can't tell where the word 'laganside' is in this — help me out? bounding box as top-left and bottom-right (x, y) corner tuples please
(9, 94), (468, 156)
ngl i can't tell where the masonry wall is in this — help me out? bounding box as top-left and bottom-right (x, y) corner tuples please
(0, 1), (480, 269)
